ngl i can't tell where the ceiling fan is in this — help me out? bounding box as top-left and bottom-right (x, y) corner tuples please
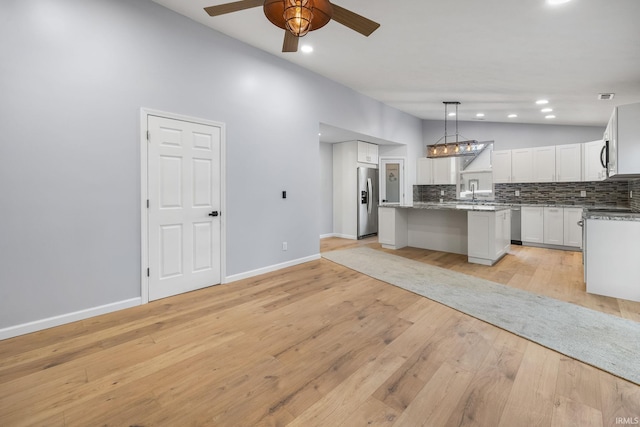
(204, 0), (380, 53)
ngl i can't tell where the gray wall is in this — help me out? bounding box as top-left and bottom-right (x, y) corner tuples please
(422, 120), (605, 151)
(0, 0), (422, 329)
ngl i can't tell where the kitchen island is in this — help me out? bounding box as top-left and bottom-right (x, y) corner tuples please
(583, 209), (640, 302)
(379, 203), (511, 266)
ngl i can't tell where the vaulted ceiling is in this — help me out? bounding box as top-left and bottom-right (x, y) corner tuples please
(153, 0), (640, 127)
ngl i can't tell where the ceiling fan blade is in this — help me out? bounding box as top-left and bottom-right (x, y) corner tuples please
(330, 3), (380, 37)
(204, 0), (264, 17)
(282, 31), (299, 53)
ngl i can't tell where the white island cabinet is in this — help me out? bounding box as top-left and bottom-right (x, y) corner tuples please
(378, 204), (511, 266)
(585, 218), (640, 302)
(468, 209), (511, 265)
(378, 206), (408, 249)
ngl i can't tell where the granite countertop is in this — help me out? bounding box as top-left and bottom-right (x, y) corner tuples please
(387, 202), (511, 212)
(582, 209), (640, 222)
(380, 202), (640, 220)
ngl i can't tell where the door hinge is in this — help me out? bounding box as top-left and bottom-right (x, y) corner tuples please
(147, 199), (149, 208)
(146, 130), (150, 141)
(147, 268), (150, 277)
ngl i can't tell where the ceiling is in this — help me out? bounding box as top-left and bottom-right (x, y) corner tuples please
(152, 0), (640, 129)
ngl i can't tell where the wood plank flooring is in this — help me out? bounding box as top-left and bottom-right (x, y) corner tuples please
(1, 239), (639, 426)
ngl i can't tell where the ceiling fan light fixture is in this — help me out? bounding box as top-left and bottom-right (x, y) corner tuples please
(284, 0), (314, 37)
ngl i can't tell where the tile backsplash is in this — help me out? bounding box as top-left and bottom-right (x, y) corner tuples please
(413, 185), (457, 202)
(630, 179), (640, 211)
(414, 181), (633, 208)
(494, 181), (629, 206)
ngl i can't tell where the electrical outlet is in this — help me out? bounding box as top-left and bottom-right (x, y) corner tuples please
(630, 190), (633, 199)
(580, 190), (587, 197)
(440, 190), (445, 196)
(515, 190), (520, 197)
(282, 242), (287, 251)
(439, 198), (444, 203)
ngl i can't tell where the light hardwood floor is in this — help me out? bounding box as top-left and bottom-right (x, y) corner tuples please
(0, 239), (638, 426)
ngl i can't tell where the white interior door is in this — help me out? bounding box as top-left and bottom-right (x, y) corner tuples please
(147, 115), (221, 301)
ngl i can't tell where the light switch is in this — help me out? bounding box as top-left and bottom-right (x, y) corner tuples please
(580, 190), (587, 197)
(440, 190), (445, 196)
(515, 190), (520, 197)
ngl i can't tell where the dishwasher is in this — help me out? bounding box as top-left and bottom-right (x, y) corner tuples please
(510, 206), (522, 245)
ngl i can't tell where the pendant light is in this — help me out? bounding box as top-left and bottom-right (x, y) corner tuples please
(426, 102), (483, 158)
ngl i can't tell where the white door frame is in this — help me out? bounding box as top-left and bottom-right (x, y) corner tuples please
(140, 108), (226, 304)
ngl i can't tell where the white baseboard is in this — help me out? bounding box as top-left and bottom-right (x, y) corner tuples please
(225, 254), (321, 283)
(332, 233), (357, 240)
(1, 254), (330, 340)
(320, 233), (337, 239)
(0, 297), (141, 341)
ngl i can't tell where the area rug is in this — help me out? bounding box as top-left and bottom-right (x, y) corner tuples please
(322, 247), (640, 385)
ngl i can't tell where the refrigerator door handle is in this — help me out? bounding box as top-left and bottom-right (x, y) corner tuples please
(367, 178), (373, 214)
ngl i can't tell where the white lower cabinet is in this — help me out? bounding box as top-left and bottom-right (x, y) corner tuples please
(586, 219), (640, 302)
(543, 207), (564, 245)
(563, 208), (583, 249)
(521, 207), (544, 243)
(522, 206), (583, 248)
(378, 207), (408, 249)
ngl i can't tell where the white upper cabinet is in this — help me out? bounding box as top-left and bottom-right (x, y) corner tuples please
(357, 141), (378, 165)
(499, 144), (583, 184)
(416, 157), (455, 185)
(432, 157), (456, 185)
(532, 146), (556, 182)
(511, 148), (534, 183)
(492, 150), (512, 183)
(555, 143), (583, 182)
(416, 157), (433, 185)
(583, 139), (607, 181)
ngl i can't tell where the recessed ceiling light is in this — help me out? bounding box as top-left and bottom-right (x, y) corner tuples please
(547, 0), (572, 5)
(598, 93), (615, 100)
(508, 114), (518, 118)
(541, 108), (553, 113)
(476, 113), (485, 118)
(300, 45), (313, 53)
(545, 115), (556, 119)
(536, 99), (549, 105)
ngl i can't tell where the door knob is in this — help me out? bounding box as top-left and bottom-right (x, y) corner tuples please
(208, 211), (219, 217)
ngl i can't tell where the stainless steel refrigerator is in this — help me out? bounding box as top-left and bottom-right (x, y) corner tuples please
(357, 167), (379, 239)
